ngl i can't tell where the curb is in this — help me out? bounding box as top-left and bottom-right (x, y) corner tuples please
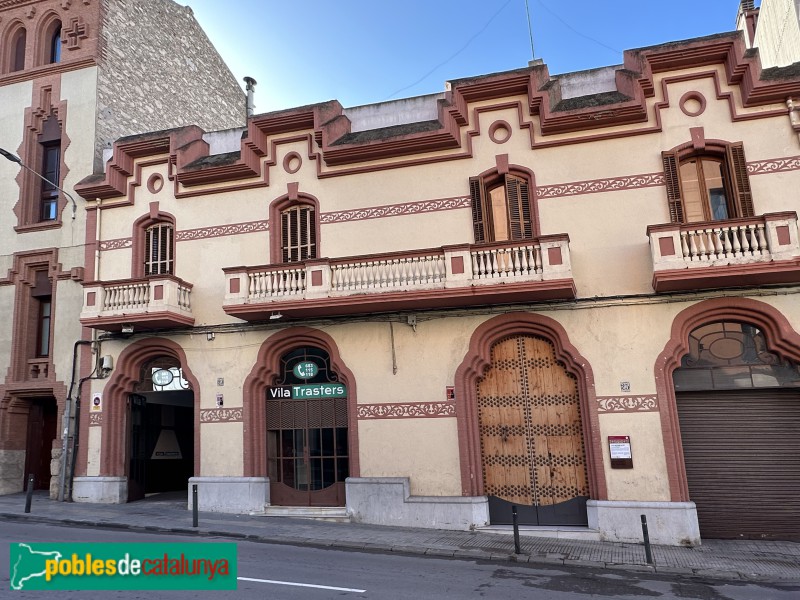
(2, 512), (798, 583)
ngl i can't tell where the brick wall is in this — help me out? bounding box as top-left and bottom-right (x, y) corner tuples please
(95, 0), (245, 169)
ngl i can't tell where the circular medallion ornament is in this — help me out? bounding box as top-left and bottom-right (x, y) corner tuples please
(293, 361), (318, 380)
(152, 368), (175, 386)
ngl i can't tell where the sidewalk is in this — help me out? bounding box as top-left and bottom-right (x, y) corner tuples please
(1, 491), (798, 582)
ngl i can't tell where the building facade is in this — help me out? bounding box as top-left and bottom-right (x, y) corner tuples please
(0, 0), (244, 499)
(68, 24), (800, 545)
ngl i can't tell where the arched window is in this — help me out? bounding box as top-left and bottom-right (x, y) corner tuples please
(144, 222), (174, 276)
(662, 142), (754, 224)
(469, 171), (534, 243)
(47, 21), (61, 64)
(281, 204), (317, 262)
(9, 26), (26, 72)
(674, 321), (800, 390)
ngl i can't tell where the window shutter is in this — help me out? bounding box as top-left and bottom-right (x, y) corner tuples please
(145, 227), (153, 275)
(307, 207), (317, 259)
(727, 143), (754, 218)
(469, 177), (486, 243)
(662, 152), (685, 223)
(506, 175), (533, 240)
(281, 211), (290, 262)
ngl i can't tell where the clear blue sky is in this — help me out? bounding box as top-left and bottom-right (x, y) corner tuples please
(178, 1), (751, 113)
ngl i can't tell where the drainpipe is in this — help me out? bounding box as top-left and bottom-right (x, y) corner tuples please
(59, 340), (96, 501)
(244, 77), (257, 118)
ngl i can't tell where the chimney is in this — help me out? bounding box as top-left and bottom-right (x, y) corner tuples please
(244, 76), (257, 118)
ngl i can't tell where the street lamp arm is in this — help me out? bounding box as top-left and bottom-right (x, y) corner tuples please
(0, 147), (78, 219)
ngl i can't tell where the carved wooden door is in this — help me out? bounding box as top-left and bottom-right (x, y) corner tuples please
(477, 336), (589, 525)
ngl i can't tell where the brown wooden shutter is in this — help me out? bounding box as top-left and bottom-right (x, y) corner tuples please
(727, 143), (754, 218)
(307, 207), (317, 259)
(662, 152), (685, 223)
(506, 175), (533, 239)
(281, 211), (290, 262)
(469, 177), (486, 243)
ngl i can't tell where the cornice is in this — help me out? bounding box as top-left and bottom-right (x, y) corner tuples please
(77, 31), (800, 200)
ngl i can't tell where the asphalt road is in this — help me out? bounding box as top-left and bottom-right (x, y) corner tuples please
(1, 521), (798, 599)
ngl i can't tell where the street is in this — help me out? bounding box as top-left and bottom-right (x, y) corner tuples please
(1, 521), (797, 599)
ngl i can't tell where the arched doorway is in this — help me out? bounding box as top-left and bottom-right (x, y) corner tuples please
(127, 355), (194, 502)
(477, 335), (589, 525)
(266, 346), (349, 506)
(673, 321), (800, 540)
(99, 339), (200, 503)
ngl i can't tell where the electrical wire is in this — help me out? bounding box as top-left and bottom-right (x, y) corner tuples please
(382, 0), (515, 101)
(534, 0), (620, 56)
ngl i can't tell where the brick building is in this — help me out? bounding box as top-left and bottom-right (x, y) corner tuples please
(0, 0), (244, 499)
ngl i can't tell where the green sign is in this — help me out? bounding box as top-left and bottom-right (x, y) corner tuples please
(292, 361), (318, 379)
(9, 543), (237, 591)
(267, 383), (347, 399)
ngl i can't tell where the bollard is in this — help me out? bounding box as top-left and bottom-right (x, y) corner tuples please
(511, 505), (521, 555)
(641, 514), (654, 565)
(24, 474), (35, 514)
(192, 484), (198, 528)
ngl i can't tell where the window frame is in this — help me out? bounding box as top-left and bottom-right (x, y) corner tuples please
(269, 192), (321, 265)
(144, 221), (175, 276)
(662, 141), (754, 224)
(7, 24), (27, 72)
(131, 209), (178, 279)
(469, 168), (537, 244)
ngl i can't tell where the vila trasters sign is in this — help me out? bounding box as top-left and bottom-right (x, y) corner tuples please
(267, 383), (347, 400)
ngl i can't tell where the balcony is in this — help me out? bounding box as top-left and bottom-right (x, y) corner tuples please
(648, 212), (800, 292)
(80, 276), (195, 332)
(223, 235), (575, 320)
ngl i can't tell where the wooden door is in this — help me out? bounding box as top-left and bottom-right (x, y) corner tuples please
(24, 399), (57, 491)
(478, 336), (589, 525)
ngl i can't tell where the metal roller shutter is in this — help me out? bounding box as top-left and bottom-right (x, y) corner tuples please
(676, 390), (800, 540)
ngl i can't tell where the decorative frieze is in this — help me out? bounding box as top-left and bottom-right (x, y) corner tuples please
(596, 395), (659, 413)
(320, 196), (470, 224)
(200, 408), (243, 423)
(89, 413), (102, 426)
(537, 173), (665, 199)
(357, 401), (456, 420)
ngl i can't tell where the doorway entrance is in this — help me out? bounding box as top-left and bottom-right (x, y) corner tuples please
(127, 357), (194, 502)
(266, 346), (349, 506)
(477, 335), (589, 526)
(23, 397), (58, 491)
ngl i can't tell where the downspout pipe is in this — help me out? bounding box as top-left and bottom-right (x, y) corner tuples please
(59, 340), (96, 501)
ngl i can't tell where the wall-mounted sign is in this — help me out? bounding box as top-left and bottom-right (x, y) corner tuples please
(90, 392), (102, 413)
(267, 383), (347, 400)
(293, 361), (319, 380)
(446, 386), (455, 401)
(608, 435), (633, 469)
(152, 368), (174, 387)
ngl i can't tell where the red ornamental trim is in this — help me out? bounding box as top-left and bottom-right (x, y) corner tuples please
(89, 413), (102, 426)
(176, 220), (269, 242)
(357, 401), (456, 420)
(538, 173), (665, 199)
(596, 395), (659, 413)
(200, 408), (244, 423)
(746, 156), (800, 175)
(320, 196), (471, 224)
(99, 238), (133, 251)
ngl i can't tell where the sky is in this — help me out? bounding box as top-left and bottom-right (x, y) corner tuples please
(177, 1), (753, 113)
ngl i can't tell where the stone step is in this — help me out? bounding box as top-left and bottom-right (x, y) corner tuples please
(260, 506), (350, 522)
(475, 525), (601, 541)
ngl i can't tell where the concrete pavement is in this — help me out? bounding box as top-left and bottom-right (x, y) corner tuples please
(0, 491), (797, 582)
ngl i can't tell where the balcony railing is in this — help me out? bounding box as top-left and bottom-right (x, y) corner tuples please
(647, 212), (800, 292)
(80, 275), (195, 332)
(224, 236), (574, 320)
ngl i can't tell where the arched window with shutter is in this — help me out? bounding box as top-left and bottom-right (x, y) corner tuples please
(144, 222), (174, 275)
(662, 141), (754, 224)
(469, 169), (536, 243)
(269, 192), (321, 265)
(281, 204), (317, 263)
